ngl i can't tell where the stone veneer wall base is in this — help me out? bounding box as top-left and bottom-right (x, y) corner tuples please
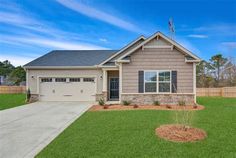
(121, 94), (195, 105)
(96, 92), (108, 101)
(30, 94), (39, 103)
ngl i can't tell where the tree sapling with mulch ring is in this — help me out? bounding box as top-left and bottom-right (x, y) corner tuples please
(156, 124), (207, 142)
(155, 98), (207, 142)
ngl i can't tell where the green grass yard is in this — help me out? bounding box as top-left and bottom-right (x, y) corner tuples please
(37, 97), (236, 158)
(0, 94), (26, 110)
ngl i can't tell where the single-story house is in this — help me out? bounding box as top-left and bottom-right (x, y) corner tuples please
(24, 32), (201, 105)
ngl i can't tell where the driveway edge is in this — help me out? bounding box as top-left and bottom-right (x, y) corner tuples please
(23, 104), (92, 158)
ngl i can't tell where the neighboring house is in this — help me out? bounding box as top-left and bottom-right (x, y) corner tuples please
(24, 32), (201, 105)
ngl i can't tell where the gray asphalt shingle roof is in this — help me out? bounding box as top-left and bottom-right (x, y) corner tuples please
(24, 50), (118, 67)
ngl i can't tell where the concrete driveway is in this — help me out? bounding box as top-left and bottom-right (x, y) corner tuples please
(0, 102), (93, 158)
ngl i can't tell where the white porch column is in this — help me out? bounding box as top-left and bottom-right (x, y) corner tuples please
(102, 69), (107, 92)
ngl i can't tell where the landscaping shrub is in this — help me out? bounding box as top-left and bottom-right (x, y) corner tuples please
(133, 104), (138, 108)
(178, 100), (186, 106)
(98, 98), (105, 106)
(122, 100), (131, 106)
(153, 100), (160, 106)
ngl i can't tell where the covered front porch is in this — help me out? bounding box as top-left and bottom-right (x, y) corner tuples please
(102, 68), (120, 101)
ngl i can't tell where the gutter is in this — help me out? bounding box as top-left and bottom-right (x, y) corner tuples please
(23, 66), (99, 70)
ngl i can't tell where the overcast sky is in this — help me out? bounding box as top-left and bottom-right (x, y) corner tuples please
(0, 0), (236, 66)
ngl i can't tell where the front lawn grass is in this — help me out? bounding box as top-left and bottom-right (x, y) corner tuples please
(37, 97), (236, 158)
(0, 94), (26, 110)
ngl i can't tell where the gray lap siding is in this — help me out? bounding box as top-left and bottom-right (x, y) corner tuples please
(122, 48), (194, 94)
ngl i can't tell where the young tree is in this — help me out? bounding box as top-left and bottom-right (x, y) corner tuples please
(196, 60), (215, 87)
(0, 60), (15, 77)
(8, 66), (26, 85)
(221, 59), (236, 86)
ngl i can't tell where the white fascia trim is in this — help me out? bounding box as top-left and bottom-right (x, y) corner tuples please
(115, 59), (130, 63)
(117, 31), (201, 61)
(185, 59), (201, 63)
(143, 45), (173, 49)
(118, 32), (163, 60)
(97, 65), (118, 68)
(24, 66), (98, 69)
(101, 67), (119, 71)
(98, 36), (146, 66)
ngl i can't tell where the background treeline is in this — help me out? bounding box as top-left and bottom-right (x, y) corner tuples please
(0, 60), (26, 85)
(197, 54), (236, 88)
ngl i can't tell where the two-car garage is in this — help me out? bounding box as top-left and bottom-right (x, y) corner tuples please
(24, 50), (116, 102)
(39, 77), (96, 101)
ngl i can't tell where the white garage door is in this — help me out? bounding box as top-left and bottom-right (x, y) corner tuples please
(39, 77), (96, 101)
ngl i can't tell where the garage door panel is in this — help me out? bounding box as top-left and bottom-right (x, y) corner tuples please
(39, 78), (96, 101)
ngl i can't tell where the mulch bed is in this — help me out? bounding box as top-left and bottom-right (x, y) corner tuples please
(89, 104), (204, 111)
(156, 124), (207, 142)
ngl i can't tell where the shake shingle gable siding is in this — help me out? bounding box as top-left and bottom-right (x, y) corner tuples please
(24, 50), (118, 67)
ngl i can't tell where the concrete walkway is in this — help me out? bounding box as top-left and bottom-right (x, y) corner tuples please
(0, 102), (93, 158)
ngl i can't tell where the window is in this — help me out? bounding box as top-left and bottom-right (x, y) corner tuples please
(41, 78), (52, 82)
(144, 71), (157, 92)
(83, 78), (94, 82)
(158, 71), (171, 92)
(144, 71), (171, 93)
(55, 78), (66, 82)
(69, 78), (80, 82)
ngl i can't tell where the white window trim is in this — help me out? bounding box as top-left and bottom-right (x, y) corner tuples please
(144, 70), (172, 94)
(144, 70), (157, 93)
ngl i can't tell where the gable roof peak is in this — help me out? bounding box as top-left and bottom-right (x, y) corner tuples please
(99, 35), (146, 66)
(117, 31), (201, 61)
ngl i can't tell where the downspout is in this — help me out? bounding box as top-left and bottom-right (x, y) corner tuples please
(193, 63), (196, 104)
(26, 68), (28, 91)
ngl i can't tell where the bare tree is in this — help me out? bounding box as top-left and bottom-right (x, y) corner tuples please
(196, 60), (215, 87)
(220, 57), (236, 86)
(210, 54), (228, 86)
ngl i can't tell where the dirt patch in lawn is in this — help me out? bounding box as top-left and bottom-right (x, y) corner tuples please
(89, 104), (204, 111)
(156, 124), (207, 142)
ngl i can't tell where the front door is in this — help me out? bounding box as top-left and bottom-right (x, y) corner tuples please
(109, 77), (119, 100)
